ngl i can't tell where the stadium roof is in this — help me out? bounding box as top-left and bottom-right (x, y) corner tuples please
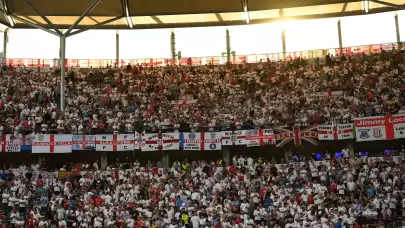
(0, 0), (403, 30)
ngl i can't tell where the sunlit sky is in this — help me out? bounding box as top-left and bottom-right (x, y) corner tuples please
(1, 11), (404, 59)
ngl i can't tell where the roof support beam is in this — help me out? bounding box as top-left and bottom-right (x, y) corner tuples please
(88, 16), (99, 24)
(369, 0), (405, 9)
(23, 0), (62, 35)
(66, 15), (124, 37)
(341, 3), (348, 12)
(65, 0), (100, 35)
(151, 16), (163, 24)
(121, 0), (134, 28)
(25, 16), (43, 25)
(215, 13), (224, 22)
(10, 15), (59, 36)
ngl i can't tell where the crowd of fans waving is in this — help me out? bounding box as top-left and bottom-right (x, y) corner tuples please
(1, 50), (405, 134)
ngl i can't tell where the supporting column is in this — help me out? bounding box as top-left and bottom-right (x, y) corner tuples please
(222, 147), (230, 166)
(395, 13), (402, 49)
(281, 28), (286, 59)
(162, 151), (170, 169)
(100, 152), (108, 169)
(226, 29), (231, 63)
(116, 30), (119, 65)
(3, 28), (9, 59)
(170, 31), (176, 64)
(60, 36), (66, 110)
(337, 19), (343, 54)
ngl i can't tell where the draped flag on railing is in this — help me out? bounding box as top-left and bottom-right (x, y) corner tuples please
(142, 133), (179, 151)
(7, 114), (405, 154)
(274, 126), (318, 147)
(180, 132), (222, 150)
(32, 134), (72, 153)
(95, 134), (135, 151)
(354, 114), (405, 142)
(317, 124), (354, 140)
(72, 135), (96, 150)
(221, 130), (247, 146)
(0, 135), (21, 152)
(244, 129), (276, 147)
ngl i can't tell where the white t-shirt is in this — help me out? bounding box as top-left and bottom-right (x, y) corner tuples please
(190, 216), (200, 228)
(2, 193), (10, 204)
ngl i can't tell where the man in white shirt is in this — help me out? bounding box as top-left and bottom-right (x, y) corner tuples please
(190, 212), (200, 228)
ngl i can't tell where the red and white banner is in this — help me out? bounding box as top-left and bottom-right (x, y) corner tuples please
(244, 129), (276, 147)
(355, 114), (405, 141)
(317, 124), (354, 140)
(0, 135), (21, 152)
(95, 134), (135, 151)
(142, 133), (179, 151)
(391, 114), (405, 139)
(32, 134), (72, 153)
(355, 116), (389, 141)
(72, 135), (96, 150)
(182, 132), (222, 150)
(221, 130), (247, 146)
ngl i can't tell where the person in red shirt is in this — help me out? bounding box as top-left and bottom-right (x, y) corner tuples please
(27, 214), (38, 228)
(229, 165), (236, 174)
(308, 194), (314, 205)
(330, 182), (338, 192)
(94, 196), (103, 206)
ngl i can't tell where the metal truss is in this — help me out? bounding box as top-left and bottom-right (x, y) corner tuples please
(2, 0), (128, 110)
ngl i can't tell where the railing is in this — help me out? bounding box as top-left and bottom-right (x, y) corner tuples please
(1, 42), (403, 69)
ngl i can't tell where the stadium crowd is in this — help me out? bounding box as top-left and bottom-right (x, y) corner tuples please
(1, 50), (405, 227)
(0, 50), (405, 134)
(1, 154), (405, 227)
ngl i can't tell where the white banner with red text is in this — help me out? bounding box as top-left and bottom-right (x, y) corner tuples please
(354, 114), (405, 141)
(95, 134), (135, 151)
(317, 124), (354, 140)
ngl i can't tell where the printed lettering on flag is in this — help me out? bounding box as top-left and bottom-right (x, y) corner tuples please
(245, 129), (276, 147)
(182, 132), (202, 150)
(72, 135), (96, 150)
(203, 132), (221, 150)
(221, 130), (246, 146)
(95, 134), (135, 151)
(182, 132), (221, 150)
(354, 116), (390, 141)
(142, 133), (179, 151)
(32, 134), (72, 153)
(391, 114), (405, 139)
(0, 135), (21, 152)
(317, 124), (354, 140)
